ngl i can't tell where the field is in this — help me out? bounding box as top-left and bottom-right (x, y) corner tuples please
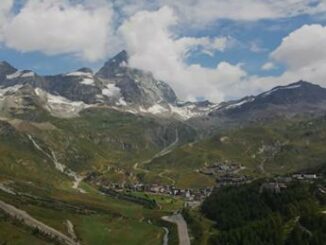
(0, 178), (178, 245)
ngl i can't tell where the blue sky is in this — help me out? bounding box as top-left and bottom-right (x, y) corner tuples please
(1, 0), (326, 102)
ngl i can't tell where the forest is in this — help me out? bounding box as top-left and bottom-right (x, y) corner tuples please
(201, 179), (326, 244)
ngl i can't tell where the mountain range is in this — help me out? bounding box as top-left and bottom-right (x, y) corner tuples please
(2, 50), (326, 126)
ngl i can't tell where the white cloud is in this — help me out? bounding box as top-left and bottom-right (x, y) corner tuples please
(1, 1), (326, 102)
(261, 62), (276, 71)
(119, 7), (247, 102)
(244, 24), (326, 95)
(114, 0), (326, 27)
(263, 24), (326, 89)
(0, 0), (13, 40)
(1, 0), (114, 61)
(272, 24), (326, 70)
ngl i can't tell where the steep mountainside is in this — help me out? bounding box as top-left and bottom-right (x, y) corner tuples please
(190, 81), (326, 133)
(147, 116), (326, 186)
(0, 51), (214, 120)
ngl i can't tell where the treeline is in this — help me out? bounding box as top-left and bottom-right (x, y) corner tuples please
(201, 180), (326, 244)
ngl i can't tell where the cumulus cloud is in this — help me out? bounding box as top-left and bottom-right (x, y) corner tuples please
(1, 0), (114, 61)
(0, 0), (13, 40)
(272, 24), (326, 70)
(265, 24), (326, 87)
(119, 6), (247, 102)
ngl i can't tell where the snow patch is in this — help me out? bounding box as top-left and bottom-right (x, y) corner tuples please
(262, 84), (303, 97)
(66, 71), (92, 78)
(80, 78), (95, 86)
(21, 71), (35, 78)
(0, 85), (23, 97)
(6, 71), (34, 79)
(169, 105), (199, 120)
(224, 97), (255, 110)
(102, 84), (121, 97)
(65, 71), (95, 86)
(119, 61), (128, 67)
(6, 71), (22, 79)
(146, 104), (169, 114)
(116, 97), (127, 106)
(35, 88), (89, 118)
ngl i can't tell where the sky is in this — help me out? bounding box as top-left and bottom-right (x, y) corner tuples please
(0, 0), (326, 102)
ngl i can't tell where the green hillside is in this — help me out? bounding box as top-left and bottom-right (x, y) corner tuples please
(146, 116), (326, 186)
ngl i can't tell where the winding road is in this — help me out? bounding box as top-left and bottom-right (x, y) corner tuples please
(162, 213), (190, 245)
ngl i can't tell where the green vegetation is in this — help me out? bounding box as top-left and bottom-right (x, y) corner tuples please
(0, 181), (173, 245)
(2, 94), (326, 244)
(148, 116), (326, 184)
(182, 208), (215, 245)
(0, 216), (50, 245)
(201, 180), (326, 244)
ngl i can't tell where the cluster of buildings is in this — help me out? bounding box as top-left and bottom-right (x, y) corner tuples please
(216, 174), (252, 187)
(105, 182), (213, 201)
(260, 173), (319, 194)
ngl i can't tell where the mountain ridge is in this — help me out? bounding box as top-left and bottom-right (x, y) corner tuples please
(1, 51), (326, 123)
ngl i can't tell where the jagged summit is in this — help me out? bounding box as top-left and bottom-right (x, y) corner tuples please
(77, 67), (93, 74)
(112, 50), (129, 64)
(0, 61), (17, 79)
(96, 50), (129, 79)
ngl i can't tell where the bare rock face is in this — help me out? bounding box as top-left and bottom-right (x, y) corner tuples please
(96, 50), (178, 107)
(1, 51), (214, 120)
(0, 61), (17, 80)
(202, 81), (326, 128)
(2, 53), (326, 123)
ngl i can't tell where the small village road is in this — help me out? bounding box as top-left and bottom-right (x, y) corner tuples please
(162, 213), (190, 245)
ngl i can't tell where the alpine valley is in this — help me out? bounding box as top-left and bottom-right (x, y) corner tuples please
(1, 51), (326, 245)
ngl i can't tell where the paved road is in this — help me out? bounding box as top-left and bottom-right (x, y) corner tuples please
(162, 214), (190, 245)
(0, 200), (79, 245)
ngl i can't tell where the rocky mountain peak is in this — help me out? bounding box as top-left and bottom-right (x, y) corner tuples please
(96, 50), (129, 79)
(77, 67), (93, 74)
(0, 61), (17, 79)
(257, 80), (326, 104)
